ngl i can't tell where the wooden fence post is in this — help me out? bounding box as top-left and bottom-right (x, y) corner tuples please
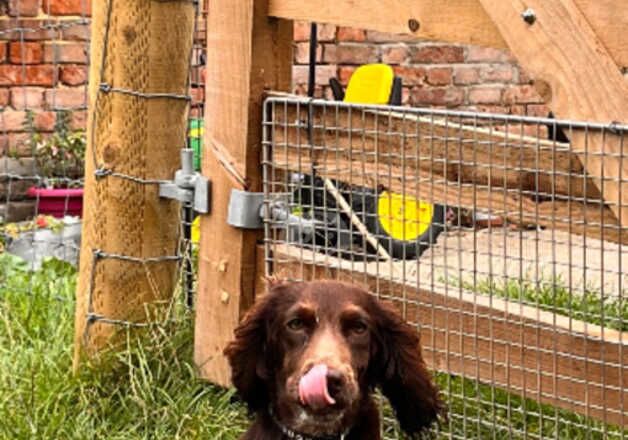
(194, 0), (292, 385)
(73, 0), (195, 366)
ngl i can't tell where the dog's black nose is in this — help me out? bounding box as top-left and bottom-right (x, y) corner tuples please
(326, 368), (345, 400)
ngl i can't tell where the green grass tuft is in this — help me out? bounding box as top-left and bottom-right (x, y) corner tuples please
(447, 276), (627, 332)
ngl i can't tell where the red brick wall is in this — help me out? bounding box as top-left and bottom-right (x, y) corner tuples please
(0, 0), (90, 157)
(291, 22), (550, 117)
(0, 5), (556, 156)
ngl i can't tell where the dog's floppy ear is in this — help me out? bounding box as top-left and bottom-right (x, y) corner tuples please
(370, 299), (443, 434)
(223, 292), (275, 411)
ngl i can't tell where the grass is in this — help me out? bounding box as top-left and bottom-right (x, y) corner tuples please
(0, 253), (625, 439)
(449, 277), (628, 332)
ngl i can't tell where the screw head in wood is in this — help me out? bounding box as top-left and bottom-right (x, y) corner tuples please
(408, 18), (420, 32)
(522, 8), (537, 25)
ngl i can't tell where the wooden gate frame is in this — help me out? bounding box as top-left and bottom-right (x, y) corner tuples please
(195, 0), (627, 426)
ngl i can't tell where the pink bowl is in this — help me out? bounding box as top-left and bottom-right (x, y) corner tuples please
(27, 187), (84, 218)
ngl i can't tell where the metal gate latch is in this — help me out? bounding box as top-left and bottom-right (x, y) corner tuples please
(159, 149), (211, 214)
(227, 189), (321, 243)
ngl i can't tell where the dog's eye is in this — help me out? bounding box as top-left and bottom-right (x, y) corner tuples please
(287, 318), (305, 331)
(349, 321), (368, 334)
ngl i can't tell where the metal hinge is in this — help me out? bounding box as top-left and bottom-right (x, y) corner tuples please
(159, 149), (211, 214)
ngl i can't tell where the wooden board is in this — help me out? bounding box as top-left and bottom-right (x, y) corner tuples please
(74, 0), (195, 364)
(266, 98), (624, 244)
(271, 244), (627, 426)
(269, 98), (603, 202)
(268, 0), (628, 68)
(194, 0), (292, 386)
(273, 150), (625, 244)
(476, 0), (628, 227)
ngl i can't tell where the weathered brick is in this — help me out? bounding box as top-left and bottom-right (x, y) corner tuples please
(338, 66), (355, 85)
(70, 109), (87, 130)
(366, 30), (417, 43)
(336, 44), (378, 65)
(381, 45), (408, 65)
(2, 132), (35, 156)
(0, 200), (37, 222)
(293, 21), (310, 42)
(0, 19), (58, 41)
(503, 85), (544, 105)
(292, 65), (336, 86)
(0, 42), (7, 62)
(337, 27), (366, 42)
(46, 0), (91, 16)
(44, 87), (86, 109)
(9, 41), (43, 64)
(0, 65), (55, 86)
(526, 104), (550, 117)
(294, 42), (322, 65)
(10, 87), (45, 109)
(411, 87), (464, 107)
(44, 42), (88, 63)
(61, 22), (90, 40)
(59, 64), (87, 86)
(0, 109), (27, 131)
(466, 46), (513, 63)
(411, 45), (464, 64)
(482, 65), (514, 83)
(393, 66), (426, 86)
(425, 67), (452, 86)
(8, 0), (40, 17)
(0, 88), (9, 107)
(322, 44), (336, 64)
(34, 110), (56, 131)
(293, 22), (336, 43)
(468, 86), (503, 104)
(453, 66), (480, 85)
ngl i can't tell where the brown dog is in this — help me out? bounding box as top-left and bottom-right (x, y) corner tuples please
(225, 280), (442, 439)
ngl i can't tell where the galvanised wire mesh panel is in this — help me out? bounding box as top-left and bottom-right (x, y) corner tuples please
(262, 95), (627, 439)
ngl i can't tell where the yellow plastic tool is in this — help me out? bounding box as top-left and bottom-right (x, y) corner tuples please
(343, 64), (395, 105)
(343, 64), (436, 244)
(377, 191), (434, 241)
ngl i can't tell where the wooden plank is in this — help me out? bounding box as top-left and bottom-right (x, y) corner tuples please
(267, 0), (628, 68)
(271, 244), (627, 426)
(476, 0), (628, 227)
(270, 98), (603, 202)
(74, 1), (195, 364)
(273, 150), (625, 244)
(266, 98), (623, 244)
(194, 0), (292, 386)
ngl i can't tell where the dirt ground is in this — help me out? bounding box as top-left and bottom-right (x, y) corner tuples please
(396, 227), (628, 298)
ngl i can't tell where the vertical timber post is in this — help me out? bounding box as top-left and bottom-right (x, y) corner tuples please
(73, 0), (195, 365)
(194, 0), (292, 384)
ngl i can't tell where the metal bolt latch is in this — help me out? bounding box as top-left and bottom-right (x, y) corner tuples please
(159, 149), (211, 214)
(521, 8), (537, 25)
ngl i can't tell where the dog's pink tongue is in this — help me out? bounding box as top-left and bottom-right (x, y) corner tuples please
(298, 364), (336, 408)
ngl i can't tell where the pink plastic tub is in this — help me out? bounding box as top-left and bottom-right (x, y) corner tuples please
(27, 187), (84, 218)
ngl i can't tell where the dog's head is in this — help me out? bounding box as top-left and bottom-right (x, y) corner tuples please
(224, 280), (442, 437)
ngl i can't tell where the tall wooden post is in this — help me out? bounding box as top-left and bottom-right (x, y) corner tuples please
(194, 0), (292, 385)
(74, 0), (195, 365)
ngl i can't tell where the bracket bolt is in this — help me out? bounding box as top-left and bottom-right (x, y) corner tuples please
(408, 18), (420, 32)
(522, 8), (536, 25)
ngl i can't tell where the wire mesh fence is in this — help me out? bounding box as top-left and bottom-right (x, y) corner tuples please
(262, 95), (627, 439)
